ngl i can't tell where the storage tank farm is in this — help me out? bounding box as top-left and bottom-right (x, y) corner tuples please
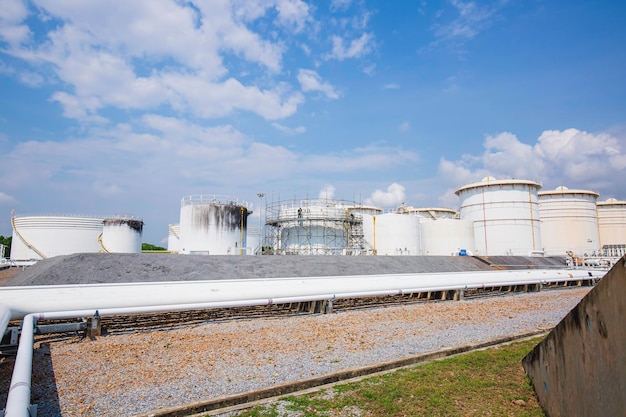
(455, 177), (543, 256)
(10, 214), (143, 260)
(538, 186), (600, 257)
(178, 195), (252, 255)
(396, 205), (475, 256)
(596, 198), (626, 257)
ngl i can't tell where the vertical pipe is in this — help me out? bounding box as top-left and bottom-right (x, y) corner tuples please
(5, 314), (34, 417)
(373, 215), (377, 255)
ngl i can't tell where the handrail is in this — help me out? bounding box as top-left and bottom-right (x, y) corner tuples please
(11, 216), (47, 260)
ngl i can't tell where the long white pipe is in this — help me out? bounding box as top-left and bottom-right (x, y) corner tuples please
(0, 269), (595, 321)
(1, 268), (600, 417)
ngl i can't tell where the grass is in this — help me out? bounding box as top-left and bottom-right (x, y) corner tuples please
(227, 337), (545, 417)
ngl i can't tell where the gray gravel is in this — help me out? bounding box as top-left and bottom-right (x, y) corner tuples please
(4, 253), (570, 286)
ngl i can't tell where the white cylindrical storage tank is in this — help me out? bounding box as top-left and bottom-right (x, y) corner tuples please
(277, 200), (350, 255)
(101, 217), (143, 253)
(538, 186), (600, 257)
(596, 198), (626, 256)
(420, 219), (475, 256)
(362, 213), (420, 256)
(178, 196), (250, 255)
(455, 177), (543, 256)
(167, 224), (180, 253)
(10, 215), (104, 260)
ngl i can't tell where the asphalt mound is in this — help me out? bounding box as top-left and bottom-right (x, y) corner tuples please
(4, 253), (494, 286)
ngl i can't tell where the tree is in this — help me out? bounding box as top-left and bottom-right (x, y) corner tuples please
(0, 235), (11, 258)
(142, 242), (166, 251)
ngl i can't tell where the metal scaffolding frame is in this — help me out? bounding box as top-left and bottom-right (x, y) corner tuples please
(262, 197), (371, 255)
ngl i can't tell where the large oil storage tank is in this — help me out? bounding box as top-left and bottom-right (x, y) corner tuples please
(395, 206), (474, 255)
(100, 217), (143, 253)
(10, 215), (105, 260)
(596, 198), (626, 257)
(538, 186), (600, 257)
(455, 177), (543, 256)
(167, 224), (180, 253)
(178, 195), (251, 255)
(362, 213), (421, 256)
(265, 198), (355, 255)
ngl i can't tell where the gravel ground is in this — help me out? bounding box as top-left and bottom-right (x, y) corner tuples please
(0, 286), (590, 417)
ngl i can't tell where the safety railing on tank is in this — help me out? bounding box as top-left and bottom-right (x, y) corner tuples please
(180, 195), (253, 210)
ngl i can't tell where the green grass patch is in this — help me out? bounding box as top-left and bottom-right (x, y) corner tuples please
(221, 337), (545, 417)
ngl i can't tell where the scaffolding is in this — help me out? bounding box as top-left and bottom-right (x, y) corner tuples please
(263, 198), (371, 255)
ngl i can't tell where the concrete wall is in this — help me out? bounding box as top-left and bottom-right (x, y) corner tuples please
(522, 256), (626, 417)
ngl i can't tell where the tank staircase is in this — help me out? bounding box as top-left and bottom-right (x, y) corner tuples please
(11, 216), (47, 259)
(347, 216), (368, 255)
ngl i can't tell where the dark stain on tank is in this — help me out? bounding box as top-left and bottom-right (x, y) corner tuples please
(104, 219), (144, 233)
(190, 204), (249, 231)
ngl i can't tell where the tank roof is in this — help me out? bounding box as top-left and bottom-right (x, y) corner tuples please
(538, 186), (599, 198)
(597, 198), (626, 206)
(454, 177), (542, 195)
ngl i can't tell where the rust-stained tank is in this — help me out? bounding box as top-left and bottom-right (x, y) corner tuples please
(101, 217), (144, 253)
(178, 195), (251, 255)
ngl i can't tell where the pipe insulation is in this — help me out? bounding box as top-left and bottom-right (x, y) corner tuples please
(0, 269), (597, 322)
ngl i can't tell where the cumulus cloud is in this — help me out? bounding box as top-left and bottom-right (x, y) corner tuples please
(438, 128), (626, 197)
(297, 69), (339, 99)
(2, 1), (312, 122)
(366, 183), (406, 208)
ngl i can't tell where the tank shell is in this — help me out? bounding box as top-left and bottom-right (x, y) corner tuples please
(419, 219), (475, 255)
(455, 177), (543, 256)
(362, 213), (421, 256)
(596, 198), (626, 252)
(179, 196), (249, 255)
(277, 202), (349, 255)
(538, 186), (600, 256)
(167, 224), (180, 253)
(101, 218), (143, 253)
(11, 215), (104, 260)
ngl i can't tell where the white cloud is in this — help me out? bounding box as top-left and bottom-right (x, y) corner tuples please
(3, 1), (311, 122)
(272, 123), (306, 135)
(328, 33), (374, 60)
(0, 0), (31, 47)
(399, 121), (410, 132)
(297, 69), (339, 99)
(384, 83), (400, 89)
(366, 183), (406, 208)
(438, 128), (626, 196)
(318, 185), (336, 199)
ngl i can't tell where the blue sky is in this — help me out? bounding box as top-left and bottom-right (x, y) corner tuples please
(1, 0), (625, 245)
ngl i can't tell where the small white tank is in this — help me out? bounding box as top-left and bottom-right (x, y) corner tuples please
(596, 198), (626, 252)
(178, 196), (251, 255)
(11, 215), (104, 260)
(362, 213), (421, 256)
(167, 224), (180, 253)
(538, 186), (600, 256)
(455, 176), (543, 256)
(101, 217), (143, 253)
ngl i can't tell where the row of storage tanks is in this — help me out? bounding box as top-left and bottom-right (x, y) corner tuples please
(7, 177), (626, 260)
(166, 177), (626, 258)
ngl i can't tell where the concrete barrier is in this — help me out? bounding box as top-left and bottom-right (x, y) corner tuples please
(522, 255), (625, 417)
